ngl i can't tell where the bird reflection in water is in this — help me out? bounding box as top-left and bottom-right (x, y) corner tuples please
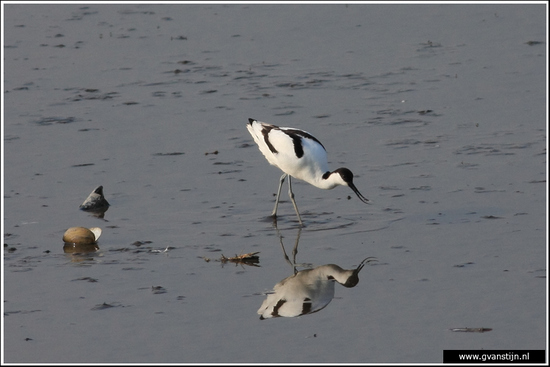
(257, 227), (376, 319)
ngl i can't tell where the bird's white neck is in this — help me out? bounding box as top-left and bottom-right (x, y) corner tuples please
(309, 170), (346, 190)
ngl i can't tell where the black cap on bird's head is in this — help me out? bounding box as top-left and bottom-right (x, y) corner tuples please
(334, 168), (370, 204)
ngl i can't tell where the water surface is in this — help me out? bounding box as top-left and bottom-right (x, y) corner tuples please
(3, 3), (547, 363)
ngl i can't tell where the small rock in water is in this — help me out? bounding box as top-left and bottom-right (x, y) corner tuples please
(79, 185), (110, 211)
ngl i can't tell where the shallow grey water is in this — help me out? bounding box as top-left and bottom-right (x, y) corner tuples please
(2, 3), (547, 363)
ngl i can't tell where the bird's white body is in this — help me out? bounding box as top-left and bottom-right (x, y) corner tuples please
(247, 121), (336, 189)
(247, 118), (369, 225)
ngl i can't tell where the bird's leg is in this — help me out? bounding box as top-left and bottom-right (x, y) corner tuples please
(274, 223), (302, 275)
(291, 227), (301, 272)
(275, 225), (294, 272)
(287, 176), (304, 226)
(271, 173), (287, 218)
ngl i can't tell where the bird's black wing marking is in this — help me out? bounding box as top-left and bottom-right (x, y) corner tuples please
(260, 124), (326, 158)
(261, 125), (278, 154)
(282, 129), (326, 159)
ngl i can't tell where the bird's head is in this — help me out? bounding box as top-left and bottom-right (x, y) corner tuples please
(332, 168), (370, 204)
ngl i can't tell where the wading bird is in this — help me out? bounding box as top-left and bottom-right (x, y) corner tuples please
(247, 118), (369, 225)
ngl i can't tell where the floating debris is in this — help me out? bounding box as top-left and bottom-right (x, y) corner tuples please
(420, 40), (442, 48)
(450, 327), (492, 333)
(151, 286), (167, 294)
(152, 152), (185, 156)
(150, 246), (170, 253)
(109, 241), (172, 254)
(33, 116), (76, 126)
(201, 252), (261, 267)
(91, 302), (120, 311)
(71, 89), (119, 101)
(417, 109), (433, 115)
(220, 252), (260, 266)
(131, 240), (153, 247)
(71, 277), (98, 282)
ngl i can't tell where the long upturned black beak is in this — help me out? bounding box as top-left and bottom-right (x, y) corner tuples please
(349, 182), (370, 204)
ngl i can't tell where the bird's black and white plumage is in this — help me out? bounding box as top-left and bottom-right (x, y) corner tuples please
(257, 257), (376, 319)
(247, 118), (369, 225)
